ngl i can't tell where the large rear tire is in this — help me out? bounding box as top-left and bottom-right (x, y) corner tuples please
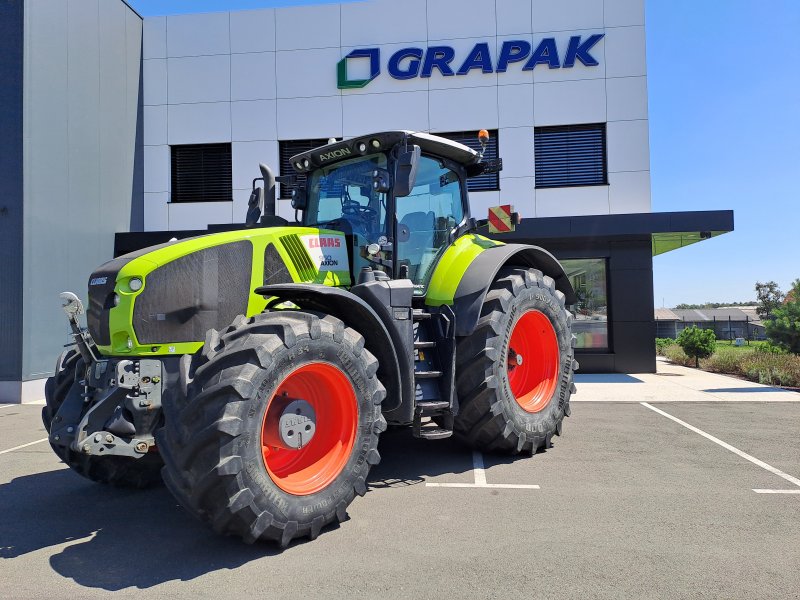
(42, 349), (163, 488)
(156, 311), (386, 547)
(454, 268), (577, 454)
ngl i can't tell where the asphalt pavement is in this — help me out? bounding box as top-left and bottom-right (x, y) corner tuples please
(1, 364), (799, 599)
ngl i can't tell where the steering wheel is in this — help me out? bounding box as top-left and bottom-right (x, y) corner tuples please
(341, 198), (378, 220)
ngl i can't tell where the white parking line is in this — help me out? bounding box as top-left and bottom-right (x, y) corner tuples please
(426, 451), (541, 490)
(641, 402), (800, 493)
(0, 404), (19, 410)
(0, 438), (48, 455)
(753, 490), (800, 494)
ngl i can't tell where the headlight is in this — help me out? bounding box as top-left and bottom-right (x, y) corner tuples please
(129, 278), (143, 292)
(112, 294), (120, 307)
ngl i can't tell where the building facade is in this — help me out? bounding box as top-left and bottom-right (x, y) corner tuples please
(1, 0), (733, 402)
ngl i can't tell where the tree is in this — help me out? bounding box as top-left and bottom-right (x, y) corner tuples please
(755, 281), (785, 320)
(677, 326), (716, 368)
(765, 279), (800, 354)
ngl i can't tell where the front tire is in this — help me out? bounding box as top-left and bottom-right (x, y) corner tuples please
(42, 349), (163, 488)
(156, 311), (386, 547)
(454, 268), (577, 454)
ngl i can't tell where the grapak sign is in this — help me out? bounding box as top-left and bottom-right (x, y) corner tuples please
(337, 35), (604, 89)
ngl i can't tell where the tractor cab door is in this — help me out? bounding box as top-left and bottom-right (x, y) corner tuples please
(396, 155), (466, 295)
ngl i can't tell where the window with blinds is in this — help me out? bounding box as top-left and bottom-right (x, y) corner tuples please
(534, 124), (607, 188)
(278, 138), (331, 199)
(437, 130), (500, 192)
(170, 143), (232, 203)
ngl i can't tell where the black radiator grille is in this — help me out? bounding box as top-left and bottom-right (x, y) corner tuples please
(86, 270), (118, 347)
(263, 243), (293, 285)
(132, 241), (252, 344)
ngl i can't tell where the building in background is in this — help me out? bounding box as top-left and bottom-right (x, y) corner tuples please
(655, 307), (765, 341)
(1, 0), (733, 402)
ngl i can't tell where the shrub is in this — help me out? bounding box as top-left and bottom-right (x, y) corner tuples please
(702, 348), (743, 375)
(664, 344), (692, 366)
(739, 353), (800, 388)
(655, 338), (675, 356)
(677, 326), (717, 367)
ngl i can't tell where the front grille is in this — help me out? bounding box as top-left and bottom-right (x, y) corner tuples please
(86, 268), (120, 346)
(263, 244), (293, 285)
(280, 235), (316, 281)
(132, 241), (252, 344)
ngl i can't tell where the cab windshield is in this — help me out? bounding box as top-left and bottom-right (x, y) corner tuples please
(305, 153), (388, 242)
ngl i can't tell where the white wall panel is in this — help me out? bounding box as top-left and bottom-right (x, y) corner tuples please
(232, 100), (277, 142)
(609, 170), (650, 213)
(276, 48), (340, 98)
(144, 192), (169, 231)
(143, 59), (167, 105)
(166, 13), (230, 57)
(607, 119), (649, 172)
(143, 17), (166, 59)
(606, 76), (648, 122)
(536, 186), (609, 217)
(429, 86), (498, 132)
(498, 127), (535, 179)
(498, 177), (536, 217)
(277, 96), (343, 139)
(168, 102), (231, 145)
(341, 0), (427, 46)
(230, 9), (276, 53)
(498, 84), (534, 128)
(343, 91), (429, 137)
(466, 191), (501, 220)
(232, 141), (280, 190)
(275, 4), (340, 50)
(604, 0), (645, 27)
(167, 55), (230, 104)
(604, 26), (646, 78)
(144, 145), (169, 193)
(534, 78), (606, 126)
(426, 37), (498, 91)
(144, 105), (167, 146)
(232, 52), (276, 100)
(168, 202), (233, 229)
(533, 0), (603, 33)
(427, 0), (496, 40)
(496, 0), (533, 36)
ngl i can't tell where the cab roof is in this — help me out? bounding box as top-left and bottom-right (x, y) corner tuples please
(288, 131), (481, 174)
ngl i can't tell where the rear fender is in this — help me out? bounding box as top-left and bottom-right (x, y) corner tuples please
(451, 244), (576, 337)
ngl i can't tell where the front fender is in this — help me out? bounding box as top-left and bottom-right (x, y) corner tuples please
(255, 284), (403, 411)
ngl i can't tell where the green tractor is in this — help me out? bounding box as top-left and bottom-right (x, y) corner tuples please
(44, 130), (578, 546)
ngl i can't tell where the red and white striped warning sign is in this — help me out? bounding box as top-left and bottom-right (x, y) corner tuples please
(488, 204), (514, 234)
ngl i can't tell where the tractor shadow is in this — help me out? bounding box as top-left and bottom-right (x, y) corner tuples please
(0, 430), (526, 590)
(0, 467), (282, 590)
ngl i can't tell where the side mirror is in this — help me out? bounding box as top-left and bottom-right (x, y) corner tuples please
(245, 186), (264, 227)
(291, 185), (307, 211)
(393, 145), (421, 198)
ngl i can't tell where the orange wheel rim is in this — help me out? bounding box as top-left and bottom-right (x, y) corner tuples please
(507, 310), (560, 413)
(261, 362), (357, 496)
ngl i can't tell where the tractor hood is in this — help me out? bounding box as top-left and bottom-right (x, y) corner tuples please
(86, 227), (351, 357)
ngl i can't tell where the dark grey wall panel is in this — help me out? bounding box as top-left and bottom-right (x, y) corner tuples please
(22, 0), (143, 380)
(0, 0), (24, 381)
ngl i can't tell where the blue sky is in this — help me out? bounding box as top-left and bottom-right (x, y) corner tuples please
(129, 0), (799, 307)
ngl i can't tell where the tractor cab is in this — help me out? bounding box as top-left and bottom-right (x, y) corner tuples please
(281, 131), (500, 295)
